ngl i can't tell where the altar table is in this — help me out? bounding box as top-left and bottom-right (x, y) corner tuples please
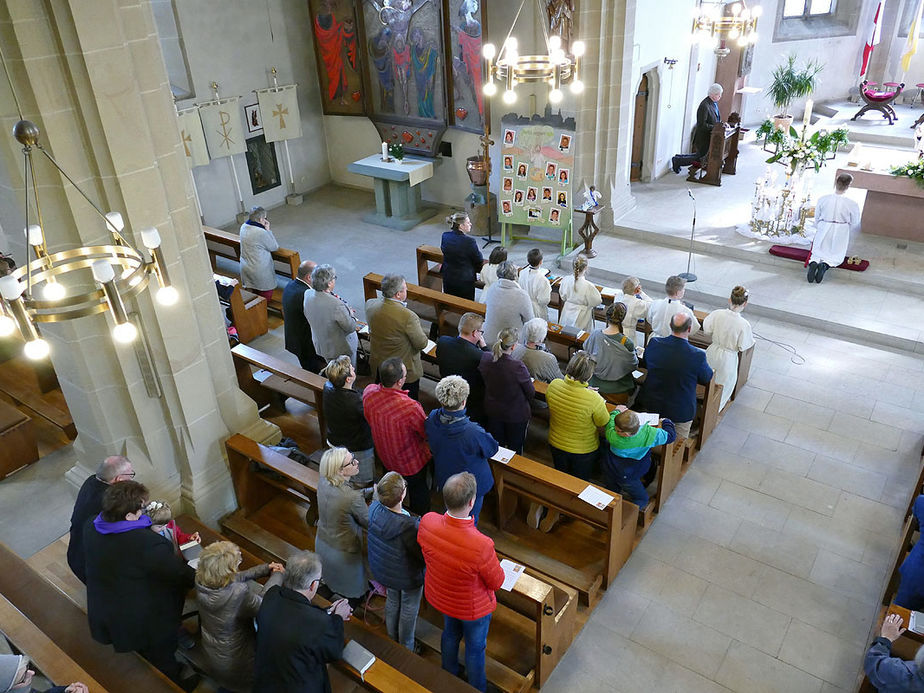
(347, 154), (439, 231)
(837, 167), (924, 242)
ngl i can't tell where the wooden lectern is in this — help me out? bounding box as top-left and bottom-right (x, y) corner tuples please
(687, 115), (743, 187)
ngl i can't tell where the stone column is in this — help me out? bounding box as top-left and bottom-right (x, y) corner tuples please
(0, 0), (276, 525)
(572, 0), (637, 224)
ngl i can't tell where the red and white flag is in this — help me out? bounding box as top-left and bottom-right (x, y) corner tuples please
(860, 0), (886, 78)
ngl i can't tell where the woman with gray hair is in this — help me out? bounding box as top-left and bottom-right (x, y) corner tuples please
(425, 375), (498, 524)
(513, 318), (564, 383)
(478, 327), (534, 453)
(482, 260), (533, 343)
(239, 206), (279, 301)
(304, 264), (360, 365)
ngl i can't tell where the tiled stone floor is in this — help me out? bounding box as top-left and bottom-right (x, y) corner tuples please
(1, 148), (921, 692)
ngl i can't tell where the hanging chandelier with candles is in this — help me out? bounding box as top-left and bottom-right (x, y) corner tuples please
(692, 1), (762, 50)
(0, 120), (178, 360)
(481, 0), (585, 106)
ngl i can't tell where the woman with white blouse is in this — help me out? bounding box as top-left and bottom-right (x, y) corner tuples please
(703, 285), (755, 411)
(558, 255), (602, 332)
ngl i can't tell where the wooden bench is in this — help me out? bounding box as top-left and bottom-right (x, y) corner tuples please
(486, 452), (638, 606)
(415, 244), (487, 292)
(204, 225), (300, 313)
(0, 542), (182, 692)
(0, 397), (38, 479)
(217, 277), (268, 343)
(230, 343), (328, 446)
(0, 354), (75, 440)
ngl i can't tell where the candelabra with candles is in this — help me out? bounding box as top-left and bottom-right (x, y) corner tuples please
(748, 166), (813, 238)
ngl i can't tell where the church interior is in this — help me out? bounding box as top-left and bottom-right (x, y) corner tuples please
(1, 0), (923, 691)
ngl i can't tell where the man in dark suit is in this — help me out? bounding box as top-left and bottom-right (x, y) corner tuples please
(435, 311), (489, 423)
(67, 455), (135, 583)
(640, 313), (713, 440)
(283, 259), (325, 372)
(671, 83), (724, 174)
(253, 550), (352, 693)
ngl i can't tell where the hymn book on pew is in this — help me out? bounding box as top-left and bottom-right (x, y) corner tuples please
(181, 540), (202, 568)
(578, 485), (615, 510)
(499, 559), (525, 591)
(342, 640), (376, 680)
(636, 412), (660, 427)
(491, 447), (516, 464)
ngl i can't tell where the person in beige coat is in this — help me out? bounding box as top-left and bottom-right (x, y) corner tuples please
(365, 273), (428, 400)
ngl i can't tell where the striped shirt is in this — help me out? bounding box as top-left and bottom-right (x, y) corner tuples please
(362, 384), (430, 476)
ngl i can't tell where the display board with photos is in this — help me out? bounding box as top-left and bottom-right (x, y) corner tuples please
(496, 110), (575, 229)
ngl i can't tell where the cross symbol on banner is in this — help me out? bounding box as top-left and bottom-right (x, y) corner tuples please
(181, 129), (192, 157)
(273, 104), (288, 129)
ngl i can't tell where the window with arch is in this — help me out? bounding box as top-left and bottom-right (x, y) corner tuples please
(774, 0), (859, 41)
(782, 0), (836, 18)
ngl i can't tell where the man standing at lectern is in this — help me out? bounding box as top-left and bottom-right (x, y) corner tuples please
(672, 83), (724, 174)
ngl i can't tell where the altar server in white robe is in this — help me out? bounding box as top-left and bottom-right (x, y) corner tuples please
(558, 255), (602, 332)
(647, 275), (700, 338)
(703, 285), (754, 411)
(614, 276), (652, 344)
(518, 248), (552, 321)
(807, 173), (860, 284)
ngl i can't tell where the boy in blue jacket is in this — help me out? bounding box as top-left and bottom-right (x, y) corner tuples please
(603, 406), (675, 509)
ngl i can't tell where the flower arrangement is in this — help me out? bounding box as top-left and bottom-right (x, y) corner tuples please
(764, 124), (849, 174)
(890, 160), (924, 186)
(388, 142), (405, 161)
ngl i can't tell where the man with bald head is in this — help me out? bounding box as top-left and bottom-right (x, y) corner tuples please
(67, 455), (135, 583)
(639, 313), (713, 440)
(282, 259), (325, 372)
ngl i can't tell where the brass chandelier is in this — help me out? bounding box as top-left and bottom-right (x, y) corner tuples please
(481, 0), (585, 106)
(692, 1), (762, 49)
(0, 120), (178, 360)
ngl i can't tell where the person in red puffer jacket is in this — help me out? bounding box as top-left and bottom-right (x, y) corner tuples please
(417, 472), (504, 692)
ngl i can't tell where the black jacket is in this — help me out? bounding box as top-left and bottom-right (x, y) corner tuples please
(282, 278), (325, 372)
(253, 585), (344, 693)
(693, 96), (721, 156)
(440, 230), (483, 287)
(67, 475), (107, 583)
(322, 382), (373, 451)
(84, 522), (195, 653)
(367, 500), (424, 591)
(436, 336), (488, 416)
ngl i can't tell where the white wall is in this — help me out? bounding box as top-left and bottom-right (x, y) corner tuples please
(172, 0), (331, 227)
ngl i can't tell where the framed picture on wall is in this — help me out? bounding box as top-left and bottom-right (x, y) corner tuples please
(245, 135), (282, 195)
(244, 103), (263, 133)
(307, 0), (369, 116)
(361, 0), (446, 123)
(443, 0), (486, 133)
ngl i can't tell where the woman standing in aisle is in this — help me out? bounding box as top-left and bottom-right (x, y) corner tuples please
(702, 285), (754, 411)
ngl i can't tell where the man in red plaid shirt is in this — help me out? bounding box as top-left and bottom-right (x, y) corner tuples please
(362, 357), (431, 515)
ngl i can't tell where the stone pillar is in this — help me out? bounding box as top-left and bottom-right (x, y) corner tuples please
(0, 0), (276, 525)
(572, 0), (637, 224)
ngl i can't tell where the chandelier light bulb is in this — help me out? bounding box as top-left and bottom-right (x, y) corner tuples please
(502, 89), (517, 104)
(730, 3), (741, 16)
(752, 5), (763, 17)
(738, 35), (749, 47)
(156, 285), (179, 306)
(482, 43), (496, 60)
(42, 281), (66, 301)
(506, 48), (519, 65)
(140, 227), (161, 250)
(572, 40), (585, 57)
(27, 224), (44, 247)
(0, 314), (15, 338)
(729, 27), (740, 39)
(0, 275), (24, 301)
(24, 338), (50, 360)
(105, 211), (124, 232)
(112, 321), (138, 344)
(483, 81), (498, 96)
(504, 36), (517, 51)
(548, 35), (562, 51)
(741, 8), (751, 19)
(549, 88), (563, 104)
(91, 259), (115, 284)
(570, 79), (584, 94)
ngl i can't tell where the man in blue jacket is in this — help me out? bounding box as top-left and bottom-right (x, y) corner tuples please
(640, 313), (713, 440)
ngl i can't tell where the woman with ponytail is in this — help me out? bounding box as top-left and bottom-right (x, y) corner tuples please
(440, 211), (483, 300)
(558, 255), (602, 332)
(703, 285), (754, 411)
(478, 327), (535, 453)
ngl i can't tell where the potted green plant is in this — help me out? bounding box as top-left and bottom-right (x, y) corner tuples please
(767, 55), (823, 131)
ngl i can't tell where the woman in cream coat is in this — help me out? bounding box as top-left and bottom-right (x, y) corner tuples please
(703, 285), (754, 411)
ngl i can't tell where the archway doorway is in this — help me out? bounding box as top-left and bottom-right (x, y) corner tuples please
(630, 74), (648, 182)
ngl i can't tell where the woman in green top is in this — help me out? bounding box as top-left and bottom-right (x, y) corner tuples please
(584, 303), (639, 398)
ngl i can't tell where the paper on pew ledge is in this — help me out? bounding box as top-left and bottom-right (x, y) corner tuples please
(578, 485), (615, 510)
(253, 369), (274, 383)
(636, 412), (659, 427)
(422, 339), (436, 355)
(499, 559), (525, 591)
(600, 287), (618, 296)
(632, 370), (645, 379)
(910, 611), (924, 634)
(358, 324), (369, 335)
(491, 447), (515, 464)
(577, 330), (587, 339)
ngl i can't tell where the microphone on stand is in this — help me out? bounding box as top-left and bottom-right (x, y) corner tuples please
(679, 188), (698, 282)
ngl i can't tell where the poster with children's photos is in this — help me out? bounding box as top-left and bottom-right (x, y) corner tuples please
(494, 111), (574, 229)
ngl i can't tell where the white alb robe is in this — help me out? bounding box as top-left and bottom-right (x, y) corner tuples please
(477, 263), (500, 301)
(647, 297), (700, 338)
(518, 266), (552, 321)
(809, 192), (860, 268)
(611, 289), (652, 344)
(703, 308), (754, 411)
(558, 275), (602, 332)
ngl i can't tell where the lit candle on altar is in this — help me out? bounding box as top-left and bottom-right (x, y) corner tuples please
(382, 142), (388, 160)
(803, 99), (813, 127)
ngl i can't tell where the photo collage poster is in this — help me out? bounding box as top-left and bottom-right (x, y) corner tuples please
(496, 114), (575, 229)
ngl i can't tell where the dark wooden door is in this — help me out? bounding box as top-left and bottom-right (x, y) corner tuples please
(630, 74), (648, 182)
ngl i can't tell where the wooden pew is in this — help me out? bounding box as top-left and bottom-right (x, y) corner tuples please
(0, 397), (38, 478)
(415, 244), (487, 292)
(217, 277), (268, 343)
(0, 593), (109, 692)
(0, 353), (75, 440)
(204, 225), (301, 313)
(230, 343), (328, 447)
(0, 542), (182, 692)
(221, 433), (573, 691)
(176, 515), (474, 693)
(486, 452), (638, 606)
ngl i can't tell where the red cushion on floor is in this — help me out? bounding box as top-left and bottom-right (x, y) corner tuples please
(769, 245), (869, 271)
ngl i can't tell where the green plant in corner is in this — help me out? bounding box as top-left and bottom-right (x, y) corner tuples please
(768, 55), (824, 117)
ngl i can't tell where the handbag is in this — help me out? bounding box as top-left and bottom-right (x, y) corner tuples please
(355, 340), (372, 376)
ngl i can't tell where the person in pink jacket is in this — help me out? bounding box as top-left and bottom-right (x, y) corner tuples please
(417, 472), (504, 691)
